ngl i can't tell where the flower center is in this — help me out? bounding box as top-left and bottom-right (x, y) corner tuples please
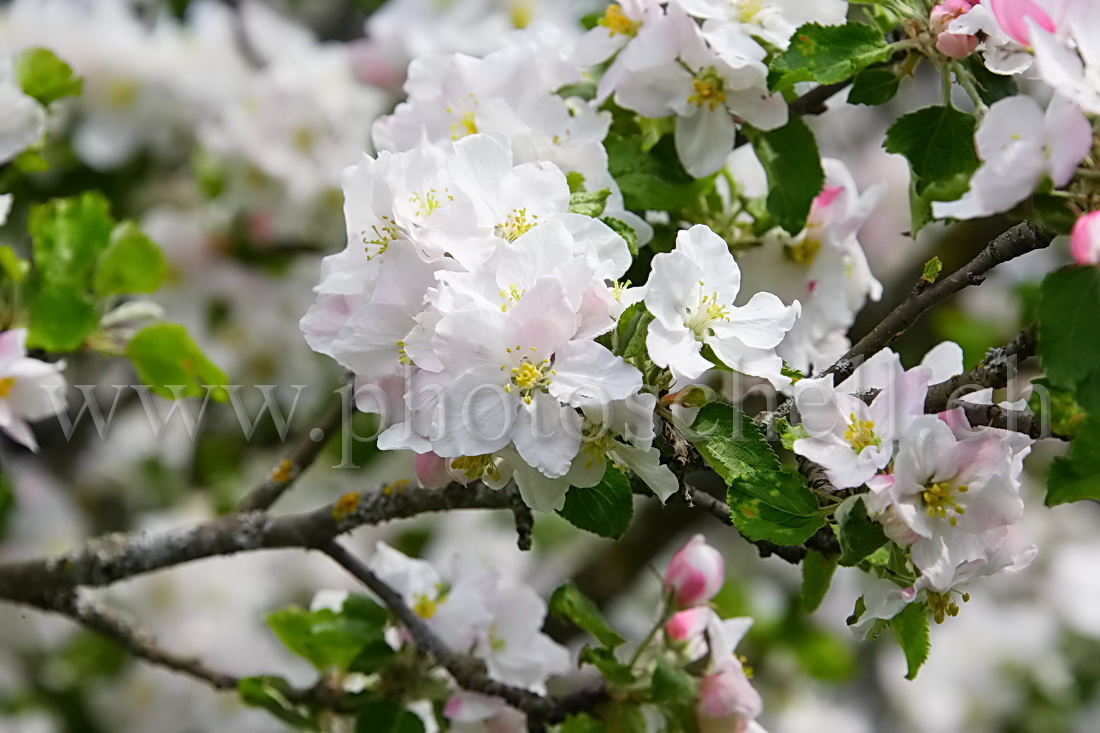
(107, 78), (138, 109)
(736, 0), (767, 23)
(503, 351), (554, 404)
(511, 0), (533, 28)
(599, 4), (640, 36)
(410, 189), (450, 218)
(843, 413), (880, 454)
(922, 481), (969, 526)
(291, 126), (316, 153)
(495, 208), (538, 242)
(926, 589), (970, 624)
(395, 339), (411, 366)
(689, 68), (727, 110)
(686, 283), (730, 340)
(361, 215), (398, 260)
(0, 377), (14, 398)
(497, 284), (527, 312)
(450, 454), (502, 482)
(786, 236), (821, 265)
(451, 109), (478, 140)
(412, 594), (437, 619)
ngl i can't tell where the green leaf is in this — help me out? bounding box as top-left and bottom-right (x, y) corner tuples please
(745, 116), (825, 235)
(602, 216), (639, 256)
(921, 256), (943, 284)
(689, 402), (781, 485)
(772, 22), (891, 90)
(27, 288), (99, 352)
(126, 323), (229, 401)
(1046, 420), (1100, 506)
(549, 582), (626, 650)
(1029, 378), (1086, 439)
(801, 548), (837, 612)
(890, 602), (930, 680)
(835, 495), (889, 566)
(963, 55), (1018, 105)
(606, 134), (697, 212)
(238, 676), (316, 729)
(93, 222), (166, 296)
(566, 170), (587, 193)
(15, 47), (82, 106)
(559, 466), (634, 539)
(1037, 267), (1100, 389)
(615, 302), (655, 372)
(569, 188), (612, 217)
(355, 701), (425, 733)
(651, 658), (697, 704)
(884, 105), (979, 187)
(560, 713), (609, 733)
(348, 638), (397, 674)
(848, 68), (901, 106)
(26, 193), (115, 351)
(728, 469), (826, 545)
(0, 247), (30, 283)
(578, 645), (635, 686)
(266, 605), (384, 673)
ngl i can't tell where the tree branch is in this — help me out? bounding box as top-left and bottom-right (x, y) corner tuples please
(0, 482), (519, 603)
(821, 222), (1052, 385)
(924, 325), (1037, 413)
(23, 592), (240, 690)
(236, 398), (347, 513)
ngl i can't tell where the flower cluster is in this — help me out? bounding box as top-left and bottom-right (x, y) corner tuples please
(572, 0), (845, 176)
(361, 542), (569, 730)
(792, 344), (1036, 631)
(662, 535), (765, 733)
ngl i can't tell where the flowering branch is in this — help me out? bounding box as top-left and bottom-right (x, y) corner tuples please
(321, 541), (605, 729)
(822, 222), (1052, 384)
(924, 325), (1037, 412)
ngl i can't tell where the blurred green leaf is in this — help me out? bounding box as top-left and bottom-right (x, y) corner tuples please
(745, 117), (825, 235)
(126, 323), (228, 401)
(93, 222), (166, 296)
(355, 701), (424, 733)
(801, 548), (837, 612)
(550, 582), (625, 650)
(238, 676), (316, 729)
(266, 604), (385, 673)
(15, 47), (82, 105)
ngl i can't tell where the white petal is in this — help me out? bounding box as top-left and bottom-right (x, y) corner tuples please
(675, 108), (737, 178)
(549, 340), (642, 407)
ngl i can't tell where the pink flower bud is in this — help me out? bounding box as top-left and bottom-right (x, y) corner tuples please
(414, 451), (451, 489)
(695, 662), (763, 733)
(989, 0), (1055, 46)
(1071, 211), (1100, 266)
(664, 534), (725, 607)
(665, 607), (711, 643)
(931, 0), (979, 59)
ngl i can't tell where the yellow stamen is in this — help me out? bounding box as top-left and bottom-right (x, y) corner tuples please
(688, 68), (727, 110)
(599, 4), (640, 36)
(843, 413), (880, 454)
(0, 377), (15, 398)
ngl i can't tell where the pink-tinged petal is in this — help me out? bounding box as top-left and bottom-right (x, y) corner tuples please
(0, 329), (28, 369)
(989, 0), (1054, 44)
(936, 31), (979, 58)
(414, 452), (450, 489)
(696, 662), (763, 722)
(1071, 211), (1100, 265)
(666, 606), (712, 642)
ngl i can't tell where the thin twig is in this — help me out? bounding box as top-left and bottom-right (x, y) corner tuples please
(924, 325), (1037, 413)
(236, 399), (347, 513)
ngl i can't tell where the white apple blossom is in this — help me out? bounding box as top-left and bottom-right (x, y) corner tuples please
(572, 1), (679, 104)
(1029, 3), (1100, 115)
(673, 0), (848, 50)
(0, 330), (67, 452)
(644, 224), (799, 386)
(792, 354), (930, 490)
(611, 4), (787, 177)
(0, 50), (45, 164)
(932, 94), (1091, 221)
(735, 158), (883, 373)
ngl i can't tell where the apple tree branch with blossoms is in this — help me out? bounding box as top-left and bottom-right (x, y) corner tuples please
(1, 0), (1100, 731)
